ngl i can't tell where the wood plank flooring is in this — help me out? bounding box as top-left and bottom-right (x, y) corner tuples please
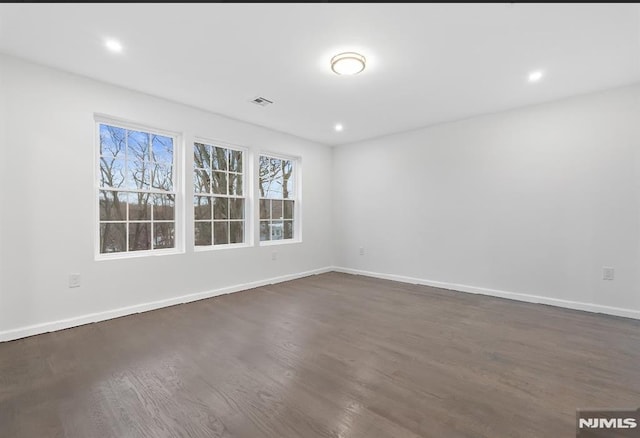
(1, 272), (640, 437)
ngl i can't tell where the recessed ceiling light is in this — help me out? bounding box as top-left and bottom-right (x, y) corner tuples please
(335, 123), (344, 132)
(105, 38), (123, 53)
(331, 52), (366, 75)
(528, 70), (544, 82)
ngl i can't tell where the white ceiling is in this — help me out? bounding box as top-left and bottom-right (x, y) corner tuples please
(1, 3), (639, 146)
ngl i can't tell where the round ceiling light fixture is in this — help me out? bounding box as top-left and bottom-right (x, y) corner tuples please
(331, 52), (366, 75)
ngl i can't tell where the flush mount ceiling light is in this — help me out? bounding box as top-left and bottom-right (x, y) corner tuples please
(335, 123), (344, 132)
(331, 52), (366, 75)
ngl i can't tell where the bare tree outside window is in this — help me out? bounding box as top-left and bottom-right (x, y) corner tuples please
(98, 123), (176, 255)
(194, 142), (245, 246)
(259, 155), (295, 241)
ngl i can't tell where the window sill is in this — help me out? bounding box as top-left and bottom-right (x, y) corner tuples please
(259, 239), (302, 247)
(96, 248), (184, 261)
(194, 242), (252, 252)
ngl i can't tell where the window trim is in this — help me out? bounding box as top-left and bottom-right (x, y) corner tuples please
(192, 137), (252, 251)
(94, 115), (184, 260)
(258, 151), (302, 246)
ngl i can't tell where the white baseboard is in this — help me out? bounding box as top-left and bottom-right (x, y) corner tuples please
(3, 265), (637, 342)
(332, 266), (640, 320)
(0, 267), (333, 343)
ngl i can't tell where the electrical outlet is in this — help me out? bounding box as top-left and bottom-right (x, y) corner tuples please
(272, 251), (277, 261)
(359, 247), (365, 256)
(69, 273), (81, 288)
(603, 267), (615, 281)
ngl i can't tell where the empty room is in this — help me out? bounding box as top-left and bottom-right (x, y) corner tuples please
(1, 3), (639, 437)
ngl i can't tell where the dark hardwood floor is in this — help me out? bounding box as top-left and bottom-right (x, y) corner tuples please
(1, 272), (639, 437)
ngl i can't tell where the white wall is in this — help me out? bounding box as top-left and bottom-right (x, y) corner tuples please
(0, 55), (333, 339)
(2, 54), (639, 342)
(333, 84), (640, 317)
(0, 57), (6, 326)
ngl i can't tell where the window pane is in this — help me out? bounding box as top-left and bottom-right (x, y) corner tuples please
(212, 146), (228, 171)
(284, 178), (294, 199)
(260, 221), (270, 241)
(214, 222), (229, 245)
(271, 200), (283, 220)
(229, 150), (243, 173)
(99, 157), (125, 188)
(284, 221), (293, 240)
(154, 194), (175, 220)
(259, 154), (296, 245)
(99, 191), (126, 221)
(270, 158), (283, 178)
(126, 160), (151, 190)
(259, 155), (269, 179)
(127, 130), (150, 161)
(151, 134), (173, 164)
(194, 143), (211, 169)
(213, 197), (228, 220)
(194, 196), (212, 220)
(195, 222), (212, 246)
(228, 174), (242, 196)
(230, 221), (244, 244)
(98, 124), (179, 256)
(212, 171), (227, 195)
(152, 163), (173, 191)
(200, 149), (304, 248)
(262, 177), (283, 199)
(100, 125), (126, 157)
(129, 222), (151, 251)
(259, 156), (283, 199)
(282, 160), (294, 199)
(128, 192), (151, 220)
(283, 200), (294, 219)
(259, 199), (269, 220)
(153, 222), (175, 249)
(229, 198), (244, 220)
(100, 223), (126, 253)
(194, 169), (211, 193)
(271, 220), (283, 241)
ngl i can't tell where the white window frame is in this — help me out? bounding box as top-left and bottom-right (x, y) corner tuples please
(94, 115), (184, 260)
(193, 138), (251, 251)
(258, 152), (301, 246)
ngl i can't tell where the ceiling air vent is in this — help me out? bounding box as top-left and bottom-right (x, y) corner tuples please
(250, 96), (274, 107)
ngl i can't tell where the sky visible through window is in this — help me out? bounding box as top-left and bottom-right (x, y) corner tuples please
(98, 123), (175, 254)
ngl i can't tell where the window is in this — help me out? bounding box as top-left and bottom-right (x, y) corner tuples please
(259, 154), (296, 242)
(97, 122), (177, 255)
(194, 142), (246, 247)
